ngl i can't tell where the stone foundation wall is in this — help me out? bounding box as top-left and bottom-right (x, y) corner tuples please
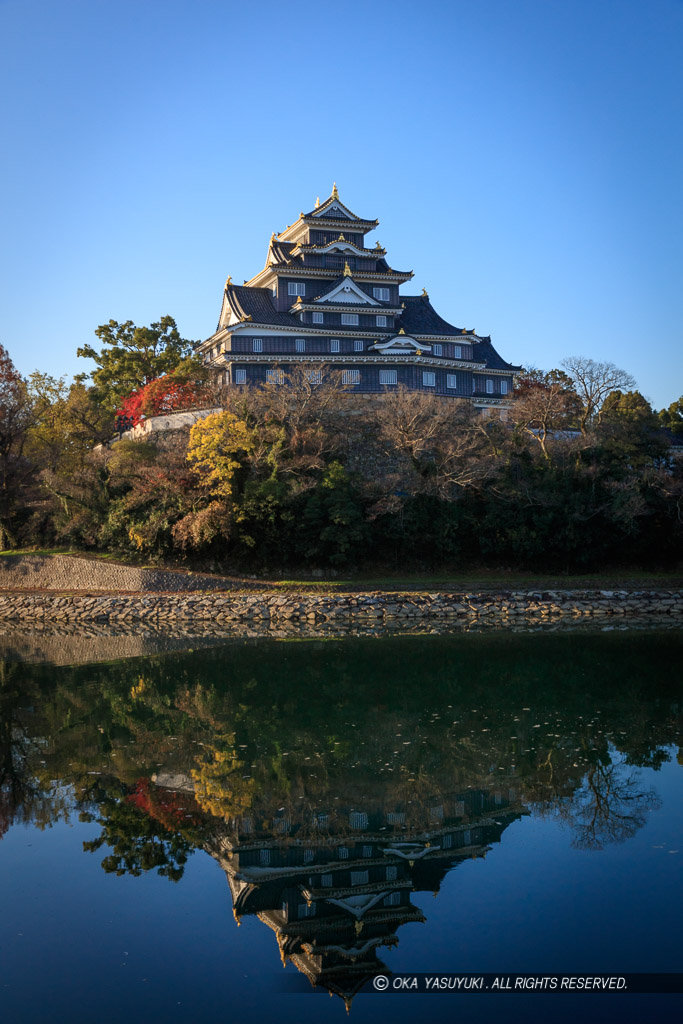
(1, 589), (681, 628)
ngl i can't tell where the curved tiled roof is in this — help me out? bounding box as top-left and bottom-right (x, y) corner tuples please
(270, 239), (298, 264)
(475, 335), (522, 372)
(223, 285), (300, 328)
(399, 295), (469, 337)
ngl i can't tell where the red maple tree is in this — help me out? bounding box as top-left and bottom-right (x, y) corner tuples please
(116, 374), (212, 427)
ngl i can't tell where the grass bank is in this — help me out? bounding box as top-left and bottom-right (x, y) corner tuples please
(1, 549), (681, 594)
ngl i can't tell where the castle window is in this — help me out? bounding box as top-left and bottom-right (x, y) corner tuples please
(342, 313), (359, 326)
(351, 871), (369, 886)
(321, 874), (333, 887)
(338, 846), (350, 859)
(235, 368), (246, 384)
(362, 845), (373, 858)
(298, 902), (316, 919)
(447, 374), (457, 389)
(307, 369), (322, 384)
(342, 370), (360, 385)
(386, 865), (397, 881)
(486, 379), (494, 394)
(433, 344), (443, 356)
(423, 371), (436, 387)
(501, 380), (509, 395)
(454, 345), (462, 358)
(267, 369), (284, 384)
(312, 311), (324, 324)
(288, 282), (305, 296)
(330, 339), (340, 353)
(252, 338), (262, 352)
(373, 287), (390, 301)
(303, 849), (315, 864)
(296, 338), (306, 352)
(383, 892), (401, 907)
(354, 340), (364, 352)
(259, 849), (271, 866)
(380, 369), (397, 385)
(376, 315), (387, 327)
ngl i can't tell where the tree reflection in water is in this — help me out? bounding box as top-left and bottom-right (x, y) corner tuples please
(553, 758), (661, 849)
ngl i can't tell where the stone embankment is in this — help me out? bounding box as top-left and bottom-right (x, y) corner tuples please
(1, 589), (682, 627)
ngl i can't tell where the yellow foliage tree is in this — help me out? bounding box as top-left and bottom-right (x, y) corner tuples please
(191, 747), (256, 820)
(186, 411), (254, 498)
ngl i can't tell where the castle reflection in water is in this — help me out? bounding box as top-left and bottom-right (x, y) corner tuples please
(197, 787), (523, 1005)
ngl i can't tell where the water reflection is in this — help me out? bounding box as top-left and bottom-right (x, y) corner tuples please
(0, 633), (681, 1004)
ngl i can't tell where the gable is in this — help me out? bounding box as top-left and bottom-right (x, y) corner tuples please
(312, 200), (353, 220)
(315, 279), (380, 305)
(371, 335), (431, 353)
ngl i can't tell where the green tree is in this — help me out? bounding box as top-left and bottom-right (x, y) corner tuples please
(0, 345), (34, 548)
(26, 374), (113, 475)
(296, 461), (370, 566)
(601, 390), (657, 426)
(77, 315), (200, 412)
(658, 395), (683, 436)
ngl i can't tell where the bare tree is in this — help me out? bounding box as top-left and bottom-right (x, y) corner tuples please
(560, 356), (636, 434)
(373, 387), (501, 498)
(512, 369), (582, 462)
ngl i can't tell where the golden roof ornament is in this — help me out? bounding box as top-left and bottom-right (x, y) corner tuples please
(422, 287), (429, 297)
(343, 261), (352, 276)
(225, 276), (232, 287)
(398, 327), (405, 335)
(375, 240), (382, 249)
(315, 196), (320, 208)
(270, 232), (276, 244)
(338, 233), (346, 241)
(332, 181), (339, 199)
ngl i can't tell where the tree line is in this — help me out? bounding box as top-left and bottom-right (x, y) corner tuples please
(1, 315), (682, 570)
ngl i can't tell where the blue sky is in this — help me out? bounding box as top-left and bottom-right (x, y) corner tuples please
(1, 0), (681, 408)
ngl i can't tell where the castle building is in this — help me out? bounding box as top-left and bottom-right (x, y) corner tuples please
(199, 186), (520, 406)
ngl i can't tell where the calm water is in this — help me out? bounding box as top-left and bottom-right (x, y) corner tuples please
(1, 630), (682, 1023)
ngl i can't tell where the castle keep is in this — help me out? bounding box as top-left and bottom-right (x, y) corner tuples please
(199, 186), (520, 406)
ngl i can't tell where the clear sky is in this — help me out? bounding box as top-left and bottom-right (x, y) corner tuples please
(1, 0), (681, 409)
